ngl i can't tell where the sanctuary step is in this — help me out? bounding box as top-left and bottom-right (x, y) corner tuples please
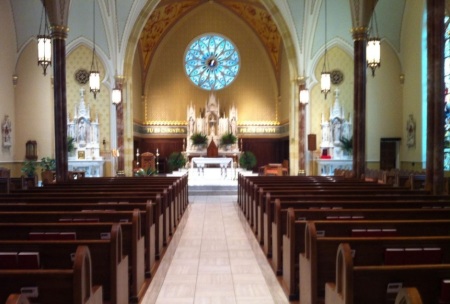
(188, 185), (237, 196)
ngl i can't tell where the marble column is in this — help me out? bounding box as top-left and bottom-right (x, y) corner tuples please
(115, 76), (125, 176)
(44, 0), (71, 183)
(351, 27), (367, 179)
(426, 0), (445, 194)
(299, 103), (306, 175)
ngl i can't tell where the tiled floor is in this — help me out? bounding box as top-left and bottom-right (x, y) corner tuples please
(141, 194), (289, 304)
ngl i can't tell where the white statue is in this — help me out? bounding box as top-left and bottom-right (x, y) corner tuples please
(2, 115), (12, 147)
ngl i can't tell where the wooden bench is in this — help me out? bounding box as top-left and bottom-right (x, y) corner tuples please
(263, 195), (449, 261)
(4, 294), (30, 304)
(0, 201), (158, 273)
(273, 205), (450, 278)
(0, 223), (128, 304)
(0, 245), (103, 304)
(300, 223), (450, 303)
(325, 243), (450, 304)
(0, 214), (144, 302)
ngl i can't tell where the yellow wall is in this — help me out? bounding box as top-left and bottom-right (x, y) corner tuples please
(15, 42), (54, 162)
(310, 46), (354, 146)
(141, 3), (283, 125)
(401, 0), (426, 168)
(66, 45), (111, 153)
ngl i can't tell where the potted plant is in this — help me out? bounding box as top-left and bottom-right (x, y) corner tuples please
(67, 136), (76, 155)
(21, 160), (37, 178)
(239, 151), (257, 171)
(220, 132), (237, 149)
(339, 136), (353, 157)
(167, 152), (187, 172)
(190, 132), (208, 149)
(40, 157), (56, 184)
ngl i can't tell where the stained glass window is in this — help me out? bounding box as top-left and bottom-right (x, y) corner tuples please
(184, 34), (240, 91)
(445, 17), (450, 170)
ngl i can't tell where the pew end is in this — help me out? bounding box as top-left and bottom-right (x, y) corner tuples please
(394, 287), (423, 304)
(5, 294), (30, 304)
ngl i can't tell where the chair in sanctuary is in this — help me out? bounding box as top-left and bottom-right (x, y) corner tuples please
(207, 141), (218, 157)
(140, 152), (156, 171)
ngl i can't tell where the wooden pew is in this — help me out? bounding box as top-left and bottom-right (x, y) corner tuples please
(0, 245), (103, 304)
(263, 195), (450, 261)
(300, 223), (450, 303)
(394, 288), (424, 304)
(0, 194), (166, 261)
(273, 205), (450, 278)
(325, 243), (450, 304)
(0, 223), (128, 304)
(0, 214), (144, 302)
(0, 201), (157, 274)
(5, 294), (30, 304)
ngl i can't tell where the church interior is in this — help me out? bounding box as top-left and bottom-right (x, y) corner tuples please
(1, 0), (450, 303)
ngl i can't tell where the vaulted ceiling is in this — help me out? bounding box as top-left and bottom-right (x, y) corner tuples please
(138, 0), (282, 77)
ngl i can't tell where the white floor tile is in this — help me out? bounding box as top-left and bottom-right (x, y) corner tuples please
(144, 191), (289, 304)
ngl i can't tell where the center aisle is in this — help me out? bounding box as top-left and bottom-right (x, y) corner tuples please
(141, 194), (289, 304)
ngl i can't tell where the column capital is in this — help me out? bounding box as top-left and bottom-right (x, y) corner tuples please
(115, 75), (125, 88)
(351, 27), (368, 41)
(50, 25), (69, 40)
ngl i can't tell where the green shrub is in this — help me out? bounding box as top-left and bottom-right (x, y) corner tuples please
(239, 151), (257, 170)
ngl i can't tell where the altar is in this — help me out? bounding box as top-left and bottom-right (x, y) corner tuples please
(191, 157), (234, 177)
(67, 88), (105, 177)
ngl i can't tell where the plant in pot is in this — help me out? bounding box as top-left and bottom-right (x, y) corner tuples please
(220, 132), (237, 150)
(21, 160), (37, 178)
(339, 136), (353, 157)
(190, 132), (208, 149)
(40, 157), (56, 184)
(67, 136), (76, 156)
(239, 151), (257, 171)
(167, 152), (187, 172)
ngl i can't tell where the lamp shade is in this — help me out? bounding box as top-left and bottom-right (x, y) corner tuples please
(37, 35), (51, 75)
(299, 88), (309, 105)
(367, 38), (381, 76)
(112, 88), (122, 105)
(89, 71), (100, 98)
(321, 72), (331, 98)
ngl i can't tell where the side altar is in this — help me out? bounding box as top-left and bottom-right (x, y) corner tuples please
(316, 89), (353, 175)
(184, 93), (241, 162)
(67, 88), (105, 177)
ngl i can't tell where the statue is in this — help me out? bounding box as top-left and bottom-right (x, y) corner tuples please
(2, 115), (12, 147)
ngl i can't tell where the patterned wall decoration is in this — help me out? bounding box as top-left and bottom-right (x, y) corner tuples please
(222, 0), (282, 76)
(139, 0), (199, 78)
(310, 46), (354, 149)
(66, 45), (111, 153)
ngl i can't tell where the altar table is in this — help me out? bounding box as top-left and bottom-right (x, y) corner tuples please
(191, 157), (234, 177)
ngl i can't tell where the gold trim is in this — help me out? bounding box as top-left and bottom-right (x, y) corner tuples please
(350, 27), (368, 41)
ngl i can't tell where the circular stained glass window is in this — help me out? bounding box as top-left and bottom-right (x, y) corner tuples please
(184, 34), (240, 91)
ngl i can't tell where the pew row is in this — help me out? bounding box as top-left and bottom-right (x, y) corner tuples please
(0, 245), (103, 304)
(325, 243), (450, 304)
(300, 223), (450, 303)
(0, 223), (128, 304)
(0, 215), (145, 302)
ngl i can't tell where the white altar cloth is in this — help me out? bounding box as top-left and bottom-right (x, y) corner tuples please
(191, 157), (234, 169)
